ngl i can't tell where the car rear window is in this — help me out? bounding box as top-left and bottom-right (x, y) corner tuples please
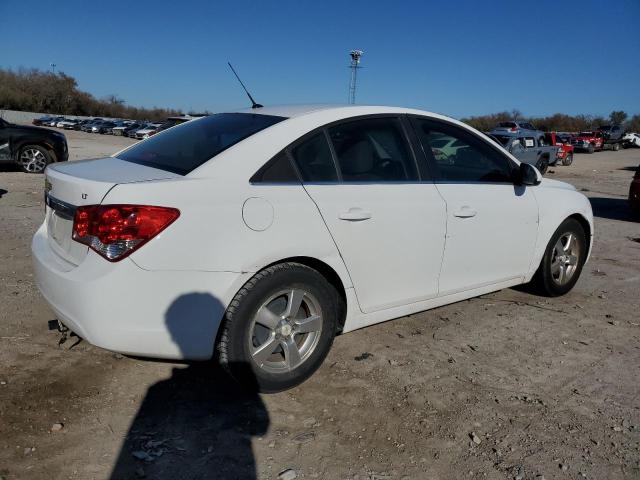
(117, 113), (286, 175)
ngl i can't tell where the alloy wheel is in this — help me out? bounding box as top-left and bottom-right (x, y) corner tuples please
(249, 288), (323, 373)
(550, 232), (580, 286)
(19, 148), (48, 173)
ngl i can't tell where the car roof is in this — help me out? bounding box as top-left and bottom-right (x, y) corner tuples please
(230, 104), (441, 119)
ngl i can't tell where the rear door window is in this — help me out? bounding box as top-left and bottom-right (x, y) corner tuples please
(327, 117), (418, 182)
(117, 113), (285, 175)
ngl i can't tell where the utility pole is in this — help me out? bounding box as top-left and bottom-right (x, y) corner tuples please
(348, 50), (363, 104)
(50, 63), (57, 74)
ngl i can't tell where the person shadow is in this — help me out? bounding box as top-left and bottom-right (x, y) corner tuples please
(109, 293), (268, 480)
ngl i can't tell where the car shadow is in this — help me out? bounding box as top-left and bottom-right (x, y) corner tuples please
(618, 166), (638, 172)
(0, 188), (7, 198)
(588, 197), (638, 223)
(109, 293), (268, 480)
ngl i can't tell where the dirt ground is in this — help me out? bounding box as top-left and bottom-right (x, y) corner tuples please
(0, 128), (639, 480)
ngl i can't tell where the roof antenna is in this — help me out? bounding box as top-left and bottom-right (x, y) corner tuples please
(227, 62), (263, 109)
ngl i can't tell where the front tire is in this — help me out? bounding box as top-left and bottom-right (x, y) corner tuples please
(562, 153), (573, 166)
(587, 144), (595, 154)
(612, 142), (620, 151)
(217, 263), (338, 392)
(18, 145), (51, 173)
(536, 157), (549, 175)
(531, 218), (587, 297)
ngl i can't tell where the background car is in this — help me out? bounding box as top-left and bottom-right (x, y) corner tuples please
(630, 164), (640, 215)
(33, 115), (54, 126)
(59, 119), (80, 130)
(135, 123), (163, 139)
(623, 132), (640, 148)
(0, 117), (68, 172)
(93, 121), (117, 134)
(544, 132), (575, 166)
(572, 131), (604, 153)
(122, 123), (145, 137)
(487, 131), (558, 174)
(490, 121), (541, 136)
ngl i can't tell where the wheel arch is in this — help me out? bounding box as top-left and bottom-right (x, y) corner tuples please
(260, 256), (348, 333)
(568, 213), (592, 258)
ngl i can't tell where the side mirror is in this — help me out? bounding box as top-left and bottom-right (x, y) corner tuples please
(517, 162), (542, 186)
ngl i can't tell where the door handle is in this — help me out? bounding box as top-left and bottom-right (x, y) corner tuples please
(339, 208), (372, 221)
(453, 206), (477, 218)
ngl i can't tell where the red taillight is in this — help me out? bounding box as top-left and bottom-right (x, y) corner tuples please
(510, 127), (518, 132)
(72, 205), (180, 261)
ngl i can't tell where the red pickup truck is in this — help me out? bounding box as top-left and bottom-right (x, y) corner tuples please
(572, 131), (605, 154)
(544, 132), (574, 165)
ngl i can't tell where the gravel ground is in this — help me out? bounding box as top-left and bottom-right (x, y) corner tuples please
(0, 129), (639, 480)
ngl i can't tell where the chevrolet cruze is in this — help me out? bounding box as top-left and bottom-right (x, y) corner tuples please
(32, 105), (593, 392)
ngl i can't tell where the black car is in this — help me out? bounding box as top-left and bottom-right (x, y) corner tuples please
(94, 121), (117, 134)
(124, 123), (145, 137)
(0, 118), (68, 173)
(32, 115), (54, 126)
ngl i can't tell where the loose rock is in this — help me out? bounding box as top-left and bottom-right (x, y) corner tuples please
(50, 422), (64, 432)
(278, 468), (297, 480)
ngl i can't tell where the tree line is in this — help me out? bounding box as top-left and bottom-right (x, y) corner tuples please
(2, 67), (638, 131)
(0, 68), (184, 121)
(461, 109), (640, 133)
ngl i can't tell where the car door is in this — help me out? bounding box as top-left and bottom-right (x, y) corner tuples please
(0, 119), (12, 161)
(289, 116), (447, 313)
(410, 116), (539, 296)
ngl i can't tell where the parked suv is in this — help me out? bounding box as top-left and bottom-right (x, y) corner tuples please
(0, 118), (68, 173)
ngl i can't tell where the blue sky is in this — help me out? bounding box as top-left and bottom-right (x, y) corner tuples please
(1, 0), (639, 118)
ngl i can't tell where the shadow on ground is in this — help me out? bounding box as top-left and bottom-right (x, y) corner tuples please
(110, 293), (268, 480)
(589, 197), (638, 222)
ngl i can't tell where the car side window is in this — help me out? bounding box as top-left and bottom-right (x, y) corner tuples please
(327, 117), (418, 182)
(412, 118), (514, 183)
(250, 151), (300, 183)
(290, 133), (338, 182)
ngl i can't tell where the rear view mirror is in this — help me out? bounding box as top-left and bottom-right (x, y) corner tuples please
(518, 162), (542, 186)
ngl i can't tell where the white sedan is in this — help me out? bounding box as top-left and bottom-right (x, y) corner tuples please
(32, 105), (593, 392)
(624, 132), (640, 148)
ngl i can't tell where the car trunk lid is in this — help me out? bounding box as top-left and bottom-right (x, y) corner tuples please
(44, 157), (180, 266)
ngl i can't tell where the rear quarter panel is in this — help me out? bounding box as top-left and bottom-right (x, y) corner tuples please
(101, 177), (352, 287)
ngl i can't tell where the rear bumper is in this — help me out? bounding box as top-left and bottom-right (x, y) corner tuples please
(32, 222), (247, 360)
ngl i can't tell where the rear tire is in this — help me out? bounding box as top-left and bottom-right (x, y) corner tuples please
(18, 145), (51, 173)
(217, 263), (338, 392)
(613, 142), (620, 151)
(530, 218), (587, 297)
(587, 144), (595, 154)
(562, 153), (573, 166)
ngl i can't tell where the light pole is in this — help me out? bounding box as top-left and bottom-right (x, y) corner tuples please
(348, 50), (363, 104)
(50, 63), (57, 74)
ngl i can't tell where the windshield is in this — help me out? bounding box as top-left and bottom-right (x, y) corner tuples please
(497, 122), (517, 128)
(578, 132), (594, 136)
(117, 113), (286, 175)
